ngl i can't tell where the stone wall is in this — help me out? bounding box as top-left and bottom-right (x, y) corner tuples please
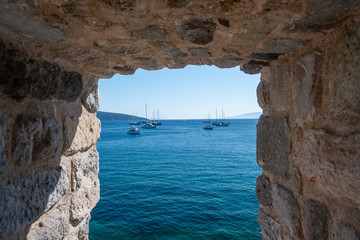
(0, 41), (100, 239)
(256, 24), (360, 240)
(0, 1), (359, 239)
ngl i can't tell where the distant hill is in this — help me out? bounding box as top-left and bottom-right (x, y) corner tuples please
(231, 112), (262, 119)
(97, 111), (147, 121)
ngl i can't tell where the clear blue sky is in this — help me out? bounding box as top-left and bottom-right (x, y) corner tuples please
(99, 65), (261, 119)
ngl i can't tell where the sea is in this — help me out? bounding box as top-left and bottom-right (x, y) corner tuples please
(89, 119), (262, 240)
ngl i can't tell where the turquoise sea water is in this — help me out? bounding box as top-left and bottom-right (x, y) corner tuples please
(89, 119), (262, 240)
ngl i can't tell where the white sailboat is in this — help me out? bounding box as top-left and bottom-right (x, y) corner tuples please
(141, 104), (156, 129)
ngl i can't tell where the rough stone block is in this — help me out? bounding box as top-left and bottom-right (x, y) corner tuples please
(159, 42), (187, 59)
(264, 38), (306, 54)
(256, 173), (272, 206)
(0, 167), (68, 237)
(11, 115), (43, 166)
(241, 60), (269, 74)
(167, 0), (189, 8)
(188, 48), (211, 57)
(284, 0), (360, 32)
(0, 3), (66, 43)
(0, 43), (83, 102)
(11, 115), (63, 167)
(81, 85), (100, 113)
(300, 131), (360, 206)
(305, 200), (330, 240)
(70, 148), (99, 226)
(66, 109), (101, 155)
(272, 183), (300, 236)
(71, 158), (82, 191)
(335, 223), (360, 240)
(257, 115), (290, 179)
(249, 53), (280, 61)
(258, 207), (281, 240)
(178, 19), (216, 45)
(0, 110), (6, 169)
(295, 52), (323, 117)
(27, 204), (70, 240)
(134, 25), (167, 40)
(330, 24), (360, 114)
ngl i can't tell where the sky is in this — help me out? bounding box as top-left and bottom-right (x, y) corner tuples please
(99, 65), (261, 119)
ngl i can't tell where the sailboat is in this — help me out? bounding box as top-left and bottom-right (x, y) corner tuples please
(214, 109), (230, 126)
(150, 109), (162, 125)
(141, 104), (156, 129)
(203, 114), (213, 130)
(202, 114), (210, 123)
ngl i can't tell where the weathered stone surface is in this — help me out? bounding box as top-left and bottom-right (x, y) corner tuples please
(167, 0), (190, 8)
(70, 148), (99, 226)
(188, 48), (211, 57)
(133, 25), (167, 40)
(294, 53), (320, 117)
(178, 19), (216, 45)
(257, 116), (291, 179)
(0, 167), (68, 237)
(0, 110), (7, 169)
(78, 215), (91, 240)
(249, 53), (280, 61)
(284, 0), (360, 32)
(10, 115), (63, 167)
(159, 42), (187, 59)
(218, 18), (230, 27)
(0, 2), (66, 43)
(0, 2), (359, 240)
(27, 204), (70, 240)
(241, 60), (269, 74)
(258, 208), (281, 240)
(305, 200), (330, 240)
(81, 85), (100, 113)
(66, 109), (101, 155)
(266, 63), (291, 112)
(335, 223), (360, 240)
(0, 42), (83, 102)
(300, 130), (360, 206)
(256, 173), (272, 206)
(272, 183), (300, 236)
(264, 38), (306, 54)
(330, 24), (360, 114)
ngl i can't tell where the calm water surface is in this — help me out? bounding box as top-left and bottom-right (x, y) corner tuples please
(89, 119), (262, 240)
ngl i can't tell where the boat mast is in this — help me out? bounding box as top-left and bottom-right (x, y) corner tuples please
(145, 104), (148, 119)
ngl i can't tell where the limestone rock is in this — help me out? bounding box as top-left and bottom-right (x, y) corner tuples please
(258, 207), (281, 240)
(81, 85), (100, 113)
(294, 53), (321, 117)
(272, 183), (300, 236)
(264, 38), (306, 54)
(0, 167), (68, 237)
(65, 109), (101, 155)
(335, 223), (360, 240)
(0, 110), (7, 169)
(300, 131), (360, 206)
(178, 18), (216, 45)
(257, 116), (291, 179)
(11, 115), (63, 167)
(0, 2), (66, 43)
(70, 148), (99, 226)
(305, 200), (330, 240)
(241, 60), (269, 74)
(0, 42), (83, 102)
(188, 48), (211, 57)
(256, 173), (272, 206)
(27, 204), (70, 240)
